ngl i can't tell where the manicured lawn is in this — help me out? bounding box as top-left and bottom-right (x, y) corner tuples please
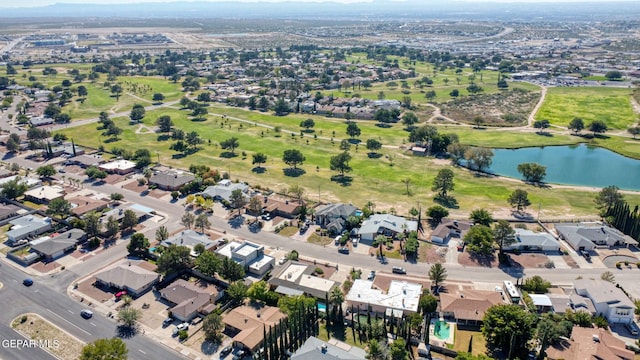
(277, 226), (298, 237)
(535, 87), (637, 130)
(317, 322), (363, 348)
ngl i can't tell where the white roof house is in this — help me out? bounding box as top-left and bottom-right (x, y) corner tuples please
(346, 279), (421, 316)
(200, 179), (249, 202)
(574, 279), (635, 324)
(269, 261), (338, 299)
(358, 214), (417, 242)
(6, 215), (52, 243)
(24, 185), (65, 204)
(99, 159), (137, 174)
(216, 240), (274, 276)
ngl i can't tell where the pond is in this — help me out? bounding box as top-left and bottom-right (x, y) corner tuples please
(488, 144), (640, 190)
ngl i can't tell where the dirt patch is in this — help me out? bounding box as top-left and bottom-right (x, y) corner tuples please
(12, 314), (85, 360)
(123, 181), (146, 193)
(509, 253), (550, 268)
(104, 174), (125, 185)
(147, 188), (168, 199)
(419, 242), (447, 264)
(562, 255), (579, 268)
(76, 276), (114, 303)
(30, 261), (61, 274)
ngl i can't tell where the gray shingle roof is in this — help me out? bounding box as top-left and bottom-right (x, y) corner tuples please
(94, 260), (159, 294)
(358, 214), (417, 235)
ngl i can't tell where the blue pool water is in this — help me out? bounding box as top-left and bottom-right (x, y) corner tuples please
(433, 320), (450, 340)
(149, 247), (157, 252)
(317, 303), (327, 312)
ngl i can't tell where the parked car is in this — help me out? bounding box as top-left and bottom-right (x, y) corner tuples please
(115, 290), (127, 300)
(176, 323), (189, 331)
(352, 238), (358, 247)
(392, 267), (406, 274)
(582, 251), (591, 261)
(162, 317), (173, 327)
(367, 271), (376, 280)
(80, 309), (93, 319)
(23, 278), (34, 286)
(334, 235), (341, 245)
(338, 247), (349, 254)
(627, 321), (639, 336)
(220, 345), (233, 357)
(232, 349), (246, 360)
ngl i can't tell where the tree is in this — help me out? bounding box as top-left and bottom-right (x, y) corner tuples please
(195, 250), (220, 277)
(427, 205), (449, 224)
(428, 263), (447, 293)
(482, 304), (535, 359)
(273, 98), (290, 115)
(595, 185), (623, 211)
(129, 103), (145, 123)
(402, 112), (419, 128)
(432, 168), (455, 198)
(252, 152), (267, 169)
(105, 123), (123, 140)
(521, 275), (552, 293)
(110, 193), (124, 203)
(588, 120), (608, 136)
(202, 312), (224, 342)
(568, 117), (584, 134)
(470, 209), (493, 226)
(282, 149), (305, 169)
(493, 220), (516, 257)
(47, 198), (71, 219)
(80, 338), (128, 360)
(419, 292), (438, 316)
(628, 126), (640, 139)
(464, 147), (493, 172)
(85, 166), (107, 180)
(152, 93), (165, 102)
(605, 70), (623, 80)
(227, 281), (248, 304)
(533, 119), (550, 134)
(121, 209), (138, 231)
(220, 137), (239, 154)
(127, 233), (150, 256)
(110, 84), (123, 100)
(185, 131), (203, 150)
(156, 115), (173, 132)
(339, 139), (351, 152)
(536, 314), (569, 358)
(508, 189), (531, 213)
(600, 270), (616, 284)
(300, 118), (315, 131)
(467, 83), (483, 94)
(157, 244), (192, 275)
(329, 286), (345, 320)
(366, 139), (382, 154)
(36, 165), (56, 178)
(330, 151), (352, 177)
(105, 216), (119, 239)
(447, 143), (469, 165)
(230, 188), (246, 215)
(517, 163), (547, 183)
(464, 225), (494, 254)
(247, 280), (271, 303)
(346, 122), (361, 138)
(156, 226), (169, 242)
(389, 338), (408, 360)
(117, 307), (142, 328)
(181, 211), (196, 229)
(0, 177), (28, 200)
(219, 256), (245, 281)
(366, 338), (387, 360)
(84, 212), (102, 240)
(449, 89), (459, 97)
(195, 213), (211, 233)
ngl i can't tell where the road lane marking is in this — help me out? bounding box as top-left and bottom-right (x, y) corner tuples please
(90, 322), (97, 327)
(46, 309), (91, 336)
(68, 310), (74, 314)
(138, 350), (147, 354)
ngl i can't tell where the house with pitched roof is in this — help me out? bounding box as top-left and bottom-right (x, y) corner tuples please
(148, 170), (195, 191)
(160, 279), (222, 322)
(160, 230), (219, 256)
(504, 228), (561, 252)
(315, 203), (357, 235)
(200, 179), (249, 202)
(547, 326), (634, 360)
(30, 229), (86, 261)
(430, 219), (472, 244)
(556, 223), (635, 251)
(0, 203), (21, 221)
(6, 215), (52, 244)
(439, 288), (505, 327)
(573, 279), (635, 324)
(94, 260), (160, 298)
(358, 214), (417, 242)
(291, 336), (366, 360)
(223, 304), (287, 352)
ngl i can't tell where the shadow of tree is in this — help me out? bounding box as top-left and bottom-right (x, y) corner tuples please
(434, 195), (459, 209)
(330, 175), (353, 186)
(348, 138), (361, 144)
(251, 167), (266, 174)
(535, 131), (554, 137)
(156, 134), (170, 141)
(367, 152), (383, 159)
(469, 252), (496, 267)
(115, 325), (138, 339)
(171, 153), (186, 159)
(220, 152), (237, 159)
(283, 168), (306, 177)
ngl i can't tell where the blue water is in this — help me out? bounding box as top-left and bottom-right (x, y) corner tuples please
(317, 303), (327, 312)
(149, 247), (157, 252)
(433, 320), (450, 340)
(489, 144), (640, 191)
(355, 210), (363, 217)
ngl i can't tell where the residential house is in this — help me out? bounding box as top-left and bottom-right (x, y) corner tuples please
(358, 214), (418, 242)
(99, 159), (137, 175)
(503, 228), (561, 252)
(50, 142), (84, 157)
(439, 288), (505, 327)
(68, 194), (110, 217)
(160, 279), (222, 322)
(24, 185), (65, 204)
(291, 336), (366, 360)
(573, 279), (634, 324)
(6, 215), (52, 244)
(0, 175), (41, 189)
(315, 203), (357, 235)
(269, 260), (338, 299)
(556, 223), (635, 251)
(200, 179), (249, 202)
(346, 279), (422, 317)
(216, 240), (274, 276)
(94, 260), (160, 298)
(69, 154), (104, 168)
(257, 196), (302, 219)
(528, 294), (554, 313)
(160, 230), (219, 256)
(148, 170), (195, 191)
(223, 304), (287, 353)
(0, 203), (21, 221)
(547, 326), (634, 360)
(430, 219), (472, 244)
(30, 229), (86, 261)
(99, 205), (150, 227)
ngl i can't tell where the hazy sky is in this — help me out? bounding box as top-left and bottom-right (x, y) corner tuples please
(6, 0), (637, 7)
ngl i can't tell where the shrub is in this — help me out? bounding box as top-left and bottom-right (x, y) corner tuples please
(178, 330), (188, 341)
(20, 315), (27, 323)
(314, 267), (324, 275)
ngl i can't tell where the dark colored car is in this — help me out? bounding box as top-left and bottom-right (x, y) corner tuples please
(220, 346), (232, 357)
(392, 267), (406, 274)
(162, 317), (173, 327)
(23, 278), (34, 286)
(338, 247), (349, 254)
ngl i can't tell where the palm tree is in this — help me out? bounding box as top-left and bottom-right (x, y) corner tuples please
(329, 287), (344, 321)
(428, 263), (447, 294)
(155, 226), (169, 242)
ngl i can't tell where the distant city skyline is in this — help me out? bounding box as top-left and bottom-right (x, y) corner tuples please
(3, 0), (637, 9)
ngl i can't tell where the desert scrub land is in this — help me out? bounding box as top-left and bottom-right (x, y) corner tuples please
(11, 313), (84, 360)
(439, 88), (540, 126)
